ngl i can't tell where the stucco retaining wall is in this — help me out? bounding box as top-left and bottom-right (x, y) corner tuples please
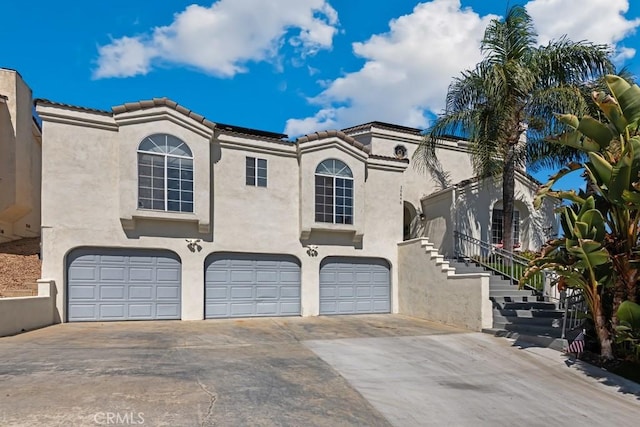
(398, 238), (492, 331)
(0, 280), (55, 337)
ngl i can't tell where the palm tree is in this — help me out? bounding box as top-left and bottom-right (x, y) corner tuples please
(414, 5), (613, 252)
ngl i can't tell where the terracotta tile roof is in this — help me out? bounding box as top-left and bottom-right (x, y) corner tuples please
(34, 98), (111, 114)
(342, 121), (423, 135)
(35, 97), (288, 140)
(296, 130), (371, 153)
(368, 154), (410, 163)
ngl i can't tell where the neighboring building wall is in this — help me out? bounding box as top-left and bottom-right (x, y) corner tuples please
(35, 103), (407, 322)
(0, 68), (41, 243)
(397, 238), (492, 331)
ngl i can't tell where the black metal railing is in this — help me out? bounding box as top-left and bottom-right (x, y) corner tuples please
(559, 289), (587, 339)
(453, 231), (543, 291)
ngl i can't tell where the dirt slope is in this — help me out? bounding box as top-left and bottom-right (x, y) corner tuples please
(0, 237), (41, 296)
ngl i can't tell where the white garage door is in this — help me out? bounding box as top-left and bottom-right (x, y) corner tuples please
(320, 257), (390, 315)
(67, 248), (181, 322)
(205, 253), (301, 318)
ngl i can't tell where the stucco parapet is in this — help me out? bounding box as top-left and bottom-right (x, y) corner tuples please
(420, 186), (455, 204)
(35, 102), (118, 131)
(367, 155), (409, 172)
(342, 121), (423, 136)
(217, 132), (297, 156)
(297, 130), (370, 154)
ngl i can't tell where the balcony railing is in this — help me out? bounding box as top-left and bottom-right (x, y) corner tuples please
(453, 231), (543, 291)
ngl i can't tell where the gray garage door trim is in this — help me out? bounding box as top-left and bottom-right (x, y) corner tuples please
(319, 257), (390, 315)
(205, 253), (301, 318)
(67, 248), (181, 322)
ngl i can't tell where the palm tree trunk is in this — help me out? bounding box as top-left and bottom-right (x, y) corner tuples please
(593, 293), (614, 360)
(502, 153), (516, 253)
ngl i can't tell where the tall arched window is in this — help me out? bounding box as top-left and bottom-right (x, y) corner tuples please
(315, 159), (353, 224)
(137, 134), (194, 212)
(491, 205), (520, 246)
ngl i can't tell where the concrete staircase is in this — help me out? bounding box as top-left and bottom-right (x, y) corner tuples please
(447, 258), (566, 350)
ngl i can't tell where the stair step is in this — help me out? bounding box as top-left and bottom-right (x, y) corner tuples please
(489, 284), (522, 291)
(482, 329), (567, 351)
(494, 301), (557, 310)
(489, 289), (537, 297)
(492, 323), (563, 337)
(495, 309), (564, 318)
(493, 316), (563, 328)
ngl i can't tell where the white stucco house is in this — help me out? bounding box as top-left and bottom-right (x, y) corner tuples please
(1, 68), (557, 326)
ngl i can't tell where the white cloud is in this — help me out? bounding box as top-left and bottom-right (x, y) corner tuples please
(526, 0), (640, 59)
(94, 0), (338, 79)
(286, 0), (640, 136)
(285, 0), (497, 136)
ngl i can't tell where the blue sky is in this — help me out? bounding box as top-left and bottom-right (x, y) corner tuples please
(3, 0), (640, 188)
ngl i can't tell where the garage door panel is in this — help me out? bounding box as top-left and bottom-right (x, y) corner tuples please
(338, 286), (355, 297)
(373, 300), (390, 311)
(256, 271), (277, 282)
(356, 286), (372, 297)
(100, 304), (126, 318)
(206, 270), (228, 282)
(69, 266), (96, 281)
(101, 255), (128, 264)
(256, 286), (278, 299)
(231, 303), (254, 316)
(156, 304), (180, 317)
(373, 286), (389, 297)
(207, 288), (228, 299)
(100, 267), (126, 281)
(206, 253), (301, 318)
(355, 301), (373, 312)
(280, 286), (300, 298)
(128, 304), (153, 318)
(128, 256), (155, 265)
(68, 249), (181, 322)
(157, 286), (180, 299)
(230, 286), (253, 299)
(231, 270), (253, 282)
(338, 301), (356, 312)
(69, 285), (97, 300)
(157, 268), (180, 282)
(205, 304), (228, 317)
(320, 257), (390, 315)
(68, 304), (97, 319)
(127, 267), (153, 282)
(256, 302), (278, 314)
(129, 285), (153, 299)
(100, 286), (125, 299)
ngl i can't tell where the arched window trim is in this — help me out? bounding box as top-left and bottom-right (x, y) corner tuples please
(137, 134), (194, 213)
(315, 159), (354, 225)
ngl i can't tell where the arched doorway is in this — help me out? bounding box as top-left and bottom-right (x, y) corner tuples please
(403, 201), (417, 241)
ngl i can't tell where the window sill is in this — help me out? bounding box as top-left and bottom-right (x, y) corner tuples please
(120, 209), (209, 233)
(300, 223), (363, 243)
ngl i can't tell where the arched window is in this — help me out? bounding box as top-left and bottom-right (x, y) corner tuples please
(137, 134), (194, 212)
(315, 159), (353, 224)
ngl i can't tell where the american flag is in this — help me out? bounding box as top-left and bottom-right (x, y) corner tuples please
(566, 331), (585, 354)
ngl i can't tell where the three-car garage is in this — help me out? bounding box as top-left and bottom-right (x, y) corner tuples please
(66, 249), (390, 322)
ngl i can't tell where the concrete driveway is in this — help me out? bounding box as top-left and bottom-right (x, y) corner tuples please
(0, 315), (638, 427)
